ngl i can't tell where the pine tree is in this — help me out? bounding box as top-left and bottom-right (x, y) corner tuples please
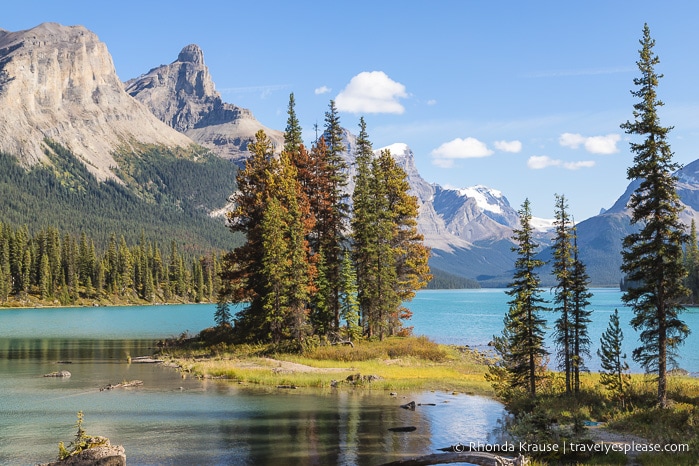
(339, 251), (361, 341)
(598, 309), (631, 407)
(319, 100), (350, 331)
(350, 122), (430, 339)
(214, 300), (232, 328)
(375, 148), (430, 336)
(570, 227), (593, 394)
(222, 130), (314, 343)
(490, 199), (548, 397)
(260, 196), (290, 342)
(683, 220), (699, 303)
(351, 117), (378, 335)
(620, 23), (689, 408)
(551, 194), (574, 394)
(283, 93), (303, 154)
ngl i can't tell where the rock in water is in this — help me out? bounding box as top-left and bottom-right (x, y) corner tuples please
(40, 438), (125, 466)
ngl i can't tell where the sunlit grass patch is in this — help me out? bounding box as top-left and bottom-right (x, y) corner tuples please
(165, 336), (495, 393)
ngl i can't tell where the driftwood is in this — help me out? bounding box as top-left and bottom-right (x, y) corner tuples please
(100, 380), (143, 391)
(130, 356), (164, 363)
(44, 370), (71, 378)
(380, 452), (529, 466)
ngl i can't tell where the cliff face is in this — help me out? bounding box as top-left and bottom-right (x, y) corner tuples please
(0, 23), (194, 180)
(125, 44), (283, 163)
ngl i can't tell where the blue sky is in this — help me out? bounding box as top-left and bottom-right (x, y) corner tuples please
(4, 1), (699, 221)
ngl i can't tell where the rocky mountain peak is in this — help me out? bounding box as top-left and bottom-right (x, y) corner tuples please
(126, 45), (283, 162)
(177, 43), (205, 65)
(0, 22), (194, 180)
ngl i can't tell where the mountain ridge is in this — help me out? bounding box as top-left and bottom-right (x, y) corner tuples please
(125, 43), (284, 163)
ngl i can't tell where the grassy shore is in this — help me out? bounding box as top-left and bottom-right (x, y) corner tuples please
(158, 336), (496, 394)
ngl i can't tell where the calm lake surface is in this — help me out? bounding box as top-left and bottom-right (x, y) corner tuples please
(1, 288), (697, 465)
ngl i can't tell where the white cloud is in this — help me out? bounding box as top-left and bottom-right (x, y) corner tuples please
(584, 134), (621, 154)
(563, 160), (596, 170)
(559, 133), (586, 149)
(528, 155), (560, 169)
(494, 140), (522, 153)
(527, 155), (595, 170)
(427, 99), (437, 106)
(431, 137), (493, 168)
(335, 71), (408, 114)
(315, 86), (331, 95)
(559, 132), (620, 154)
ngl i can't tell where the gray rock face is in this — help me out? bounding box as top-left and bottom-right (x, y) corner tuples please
(375, 143), (516, 252)
(125, 44), (283, 163)
(0, 23), (194, 180)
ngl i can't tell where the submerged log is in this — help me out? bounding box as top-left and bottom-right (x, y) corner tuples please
(388, 426), (417, 432)
(380, 452), (528, 466)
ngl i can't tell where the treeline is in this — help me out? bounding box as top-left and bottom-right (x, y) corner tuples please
(683, 220), (699, 305)
(0, 223), (223, 305)
(0, 139), (239, 255)
(426, 268), (480, 290)
(218, 97), (431, 346)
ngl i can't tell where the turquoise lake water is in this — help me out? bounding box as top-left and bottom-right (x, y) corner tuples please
(0, 288), (697, 464)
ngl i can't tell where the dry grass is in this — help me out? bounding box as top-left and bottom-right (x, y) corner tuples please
(164, 336), (495, 394)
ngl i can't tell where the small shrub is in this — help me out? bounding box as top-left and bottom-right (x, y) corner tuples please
(57, 411), (108, 460)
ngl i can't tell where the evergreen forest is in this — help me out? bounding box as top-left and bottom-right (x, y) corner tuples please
(0, 139), (239, 255)
(0, 224), (224, 305)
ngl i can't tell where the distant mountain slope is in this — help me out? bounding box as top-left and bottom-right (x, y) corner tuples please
(0, 142), (238, 253)
(570, 158), (699, 286)
(0, 23), (195, 181)
(125, 44), (284, 163)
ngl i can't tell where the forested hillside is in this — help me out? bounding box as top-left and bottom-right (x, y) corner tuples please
(0, 140), (240, 255)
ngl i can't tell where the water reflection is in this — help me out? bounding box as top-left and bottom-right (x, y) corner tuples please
(0, 338), (504, 465)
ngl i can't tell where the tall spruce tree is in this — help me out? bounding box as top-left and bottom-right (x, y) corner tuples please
(351, 117), (377, 335)
(350, 121), (430, 339)
(598, 309), (630, 407)
(620, 23), (689, 408)
(551, 194), (575, 394)
(570, 227), (593, 394)
(489, 199), (548, 397)
(283, 93), (303, 154)
(221, 130), (275, 341)
(221, 130), (314, 344)
(319, 100), (350, 332)
(683, 220), (699, 304)
(374, 148), (431, 336)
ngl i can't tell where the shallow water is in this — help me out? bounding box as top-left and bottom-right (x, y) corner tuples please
(0, 337), (504, 465)
(2, 288), (698, 464)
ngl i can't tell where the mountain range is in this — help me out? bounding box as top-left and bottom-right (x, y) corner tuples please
(3, 22), (699, 287)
